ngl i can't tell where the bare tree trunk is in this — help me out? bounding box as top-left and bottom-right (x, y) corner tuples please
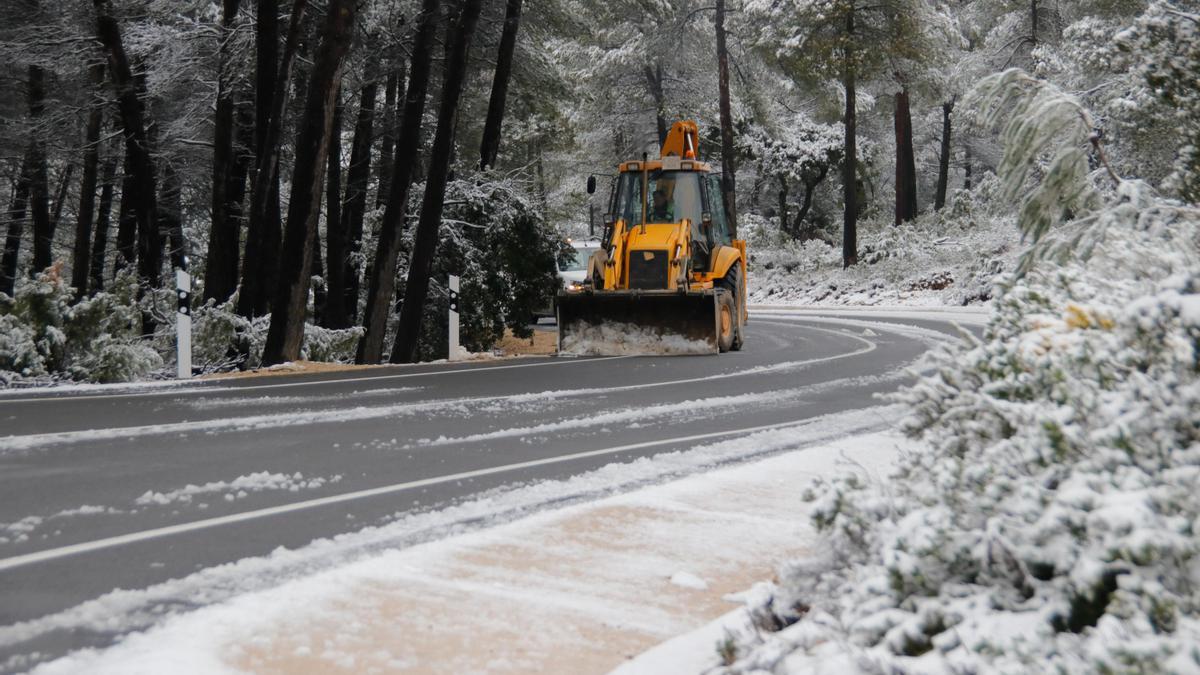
(73, 63), (105, 299)
(375, 64), (401, 208)
(777, 174), (788, 236)
(160, 159), (186, 270)
(115, 151), (136, 274)
(239, 0), (301, 318)
(934, 98), (954, 211)
(262, 0), (358, 366)
(715, 0), (737, 235)
(643, 62), (668, 146)
(89, 146), (118, 293)
(841, 9), (858, 268)
(27, 65), (53, 276)
(357, 0), (441, 364)
(206, 0), (245, 303)
(963, 143), (973, 191)
(479, 0), (522, 171)
(1, 154), (31, 296)
(391, 0), (483, 364)
(795, 166), (828, 236)
(341, 81), (376, 323)
(893, 87), (917, 225)
(323, 90), (347, 327)
(95, 2), (161, 296)
(49, 164), (73, 242)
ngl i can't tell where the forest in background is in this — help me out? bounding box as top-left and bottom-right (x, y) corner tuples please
(0, 0), (1195, 383)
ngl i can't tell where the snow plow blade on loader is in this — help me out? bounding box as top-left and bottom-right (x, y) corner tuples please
(556, 290), (720, 355)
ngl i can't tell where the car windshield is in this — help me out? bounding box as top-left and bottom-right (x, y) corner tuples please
(561, 247), (599, 272)
(614, 170), (703, 228)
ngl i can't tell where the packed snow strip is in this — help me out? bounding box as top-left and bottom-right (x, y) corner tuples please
(0, 405), (902, 664)
(412, 369), (910, 449)
(181, 386), (420, 410)
(750, 304), (991, 326)
(0, 397), (475, 453)
(0, 506), (123, 545)
(20, 426), (917, 675)
(134, 472), (344, 506)
(559, 322), (716, 356)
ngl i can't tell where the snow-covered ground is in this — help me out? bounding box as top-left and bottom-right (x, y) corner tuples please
(12, 409), (910, 674)
(745, 188), (1020, 308)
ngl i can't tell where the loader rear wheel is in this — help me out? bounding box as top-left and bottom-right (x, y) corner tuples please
(717, 291), (736, 352)
(717, 267), (745, 352)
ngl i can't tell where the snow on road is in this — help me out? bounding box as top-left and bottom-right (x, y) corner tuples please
(24, 419), (918, 675)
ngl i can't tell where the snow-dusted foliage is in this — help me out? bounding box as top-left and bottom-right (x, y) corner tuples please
(0, 266), (162, 385)
(1116, 1), (1200, 204)
(397, 174), (568, 361)
(189, 299), (363, 372)
(720, 76), (1200, 673)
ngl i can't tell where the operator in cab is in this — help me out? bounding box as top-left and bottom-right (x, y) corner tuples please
(650, 187), (675, 222)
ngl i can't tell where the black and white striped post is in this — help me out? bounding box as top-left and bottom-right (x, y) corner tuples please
(176, 262), (192, 379)
(448, 275), (460, 361)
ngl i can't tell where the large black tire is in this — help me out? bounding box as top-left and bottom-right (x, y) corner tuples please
(717, 265), (745, 351)
(716, 290), (736, 353)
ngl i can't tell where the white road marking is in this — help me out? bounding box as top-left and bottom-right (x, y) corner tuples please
(0, 414), (853, 572)
(0, 355), (636, 404)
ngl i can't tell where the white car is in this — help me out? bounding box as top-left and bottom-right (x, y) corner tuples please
(535, 239), (602, 321)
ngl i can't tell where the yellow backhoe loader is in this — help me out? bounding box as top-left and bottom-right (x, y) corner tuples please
(557, 121), (748, 354)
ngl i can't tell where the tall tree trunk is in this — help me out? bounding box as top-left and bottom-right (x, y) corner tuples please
(340, 81), (376, 323)
(934, 98), (954, 211)
(161, 160), (186, 270)
(963, 143), (973, 191)
(206, 0), (245, 303)
(49, 164), (74, 242)
(391, 0), (483, 364)
(479, 0), (522, 171)
(27, 65), (53, 276)
(89, 147), (118, 293)
(841, 9), (858, 268)
(73, 63), (105, 299)
(262, 0), (358, 366)
(323, 90), (347, 328)
(776, 174), (788, 236)
(893, 87), (917, 225)
(115, 151), (137, 274)
(715, 0), (737, 235)
(795, 166), (828, 238)
(95, 2), (161, 294)
(1, 155), (31, 296)
(644, 62), (668, 146)
(239, 0), (299, 318)
(357, 0), (441, 364)
(375, 63), (403, 208)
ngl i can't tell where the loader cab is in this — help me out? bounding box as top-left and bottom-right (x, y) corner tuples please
(609, 167), (726, 270)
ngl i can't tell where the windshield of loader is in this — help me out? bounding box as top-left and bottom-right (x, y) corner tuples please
(614, 170), (703, 231)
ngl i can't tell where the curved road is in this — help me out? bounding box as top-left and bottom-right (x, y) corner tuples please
(0, 309), (979, 672)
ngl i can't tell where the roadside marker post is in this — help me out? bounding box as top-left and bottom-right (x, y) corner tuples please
(176, 268), (192, 379)
(448, 274), (460, 361)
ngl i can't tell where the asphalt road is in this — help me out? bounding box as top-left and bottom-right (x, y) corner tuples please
(0, 309), (977, 672)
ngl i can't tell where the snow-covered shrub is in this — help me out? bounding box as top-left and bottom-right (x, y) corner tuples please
(399, 173), (569, 361)
(721, 73), (1200, 673)
(0, 266), (162, 384)
(301, 322), (364, 363)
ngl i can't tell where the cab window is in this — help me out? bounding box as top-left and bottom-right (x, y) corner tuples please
(707, 176), (733, 245)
